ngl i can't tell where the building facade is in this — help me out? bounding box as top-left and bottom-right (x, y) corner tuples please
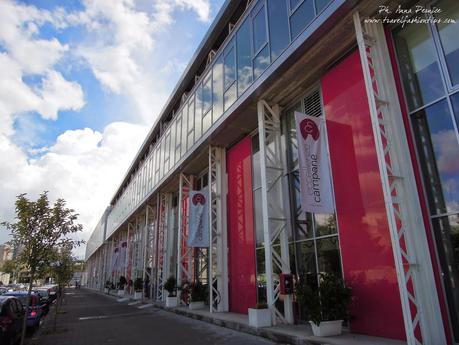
(85, 0), (459, 344)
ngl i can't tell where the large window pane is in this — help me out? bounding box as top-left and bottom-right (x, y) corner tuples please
(432, 214), (459, 339)
(224, 84), (237, 111)
(268, 0), (290, 61)
(237, 18), (253, 95)
(224, 44), (236, 90)
(188, 98), (195, 149)
(316, 237), (342, 276)
(290, 0), (314, 39)
(170, 120), (176, 165)
(213, 55), (224, 122)
(435, 0), (459, 86)
(315, 0), (331, 13)
(175, 114), (182, 160)
(181, 108), (187, 156)
(315, 214), (337, 237)
(252, 2), (267, 53)
(202, 111), (211, 134)
(394, 23), (445, 111)
(254, 45), (270, 79)
(296, 240), (317, 282)
(202, 71), (212, 115)
(195, 87), (202, 140)
(412, 100), (459, 215)
(451, 92), (459, 127)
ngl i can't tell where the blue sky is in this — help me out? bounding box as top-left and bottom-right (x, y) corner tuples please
(0, 0), (224, 256)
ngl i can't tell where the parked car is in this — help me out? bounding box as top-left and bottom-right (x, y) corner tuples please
(3, 292), (44, 329)
(33, 288), (53, 315)
(0, 287), (8, 296)
(0, 296), (24, 345)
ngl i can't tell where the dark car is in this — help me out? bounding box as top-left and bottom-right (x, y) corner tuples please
(0, 296), (24, 345)
(3, 292), (43, 329)
(33, 289), (53, 315)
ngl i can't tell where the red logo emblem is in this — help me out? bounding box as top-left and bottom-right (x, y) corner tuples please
(300, 119), (320, 141)
(192, 193), (206, 205)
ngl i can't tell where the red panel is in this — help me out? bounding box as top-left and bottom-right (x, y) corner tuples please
(321, 50), (405, 340)
(385, 27), (452, 344)
(227, 136), (257, 314)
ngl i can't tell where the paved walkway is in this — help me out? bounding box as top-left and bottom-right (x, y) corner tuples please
(27, 288), (275, 345)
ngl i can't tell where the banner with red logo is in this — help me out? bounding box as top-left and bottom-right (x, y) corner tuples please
(294, 112), (335, 214)
(188, 187), (209, 247)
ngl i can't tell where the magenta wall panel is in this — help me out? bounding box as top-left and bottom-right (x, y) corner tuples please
(321, 50), (405, 340)
(227, 136), (257, 314)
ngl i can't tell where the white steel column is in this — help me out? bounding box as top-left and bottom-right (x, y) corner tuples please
(156, 193), (170, 301)
(208, 146), (229, 312)
(257, 100), (293, 324)
(143, 204), (156, 300)
(354, 13), (446, 345)
(177, 173), (194, 304)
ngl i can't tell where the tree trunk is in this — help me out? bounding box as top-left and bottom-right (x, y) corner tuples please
(20, 271), (34, 345)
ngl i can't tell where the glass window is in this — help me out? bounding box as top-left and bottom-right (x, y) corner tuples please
(237, 18), (253, 95)
(213, 55), (224, 122)
(268, 0), (290, 61)
(224, 84), (237, 111)
(224, 44), (236, 90)
(188, 99), (195, 149)
(254, 45), (270, 79)
(290, 0), (314, 39)
(451, 92), (459, 127)
(289, 0), (301, 11)
(315, 214), (337, 237)
(394, 23), (445, 111)
(202, 71), (212, 115)
(202, 112), (211, 134)
(412, 100), (459, 215)
(170, 120), (176, 165)
(175, 114), (182, 158)
(252, 3), (267, 53)
(316, 237), (341, 275)
(181, 107), (188, 156)
(315, 0), (331, 13)
(435, 0), (459, 86)
(195, 88), (202, 140)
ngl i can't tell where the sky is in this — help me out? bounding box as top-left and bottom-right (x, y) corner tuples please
(0, 0), (225, 258)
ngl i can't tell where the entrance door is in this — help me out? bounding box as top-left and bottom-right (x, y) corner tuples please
(227, 136), (257, 314)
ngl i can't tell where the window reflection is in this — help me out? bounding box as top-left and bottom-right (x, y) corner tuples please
(213, 56), (224, 122)
(451, 92), (459, 128)
(290, 0), (314, 39)
(394, 23), (444, 111)
(252, 3), (267, 53)
(268, 0), (289, 61)
(237, 18), (253, 95)
(315, 0), (331, 13)
(435, 0), (459, 86)
(254, 45), (270, 79)
(412, 100), (459, 215)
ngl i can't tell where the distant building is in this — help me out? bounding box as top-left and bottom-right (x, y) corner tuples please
(0, 244), (12, 284)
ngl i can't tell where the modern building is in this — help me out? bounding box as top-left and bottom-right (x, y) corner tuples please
(0, 244), (13, 284)
(84, 0), (459, 344)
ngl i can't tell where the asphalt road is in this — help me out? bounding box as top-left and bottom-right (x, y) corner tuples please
(28, 288), (275, 345)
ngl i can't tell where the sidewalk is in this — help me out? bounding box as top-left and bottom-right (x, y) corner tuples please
(92, 288), (406, 345)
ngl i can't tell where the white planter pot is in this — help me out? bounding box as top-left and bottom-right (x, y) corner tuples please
(117, 290), (125, 297)
(134, 291), (142, 300)
(166, 296), (178, 308)
(248, 308), (272, 328)
(188, 301), (205, 310)
(310, 320), (343, 337)
(104, 288), (109, 294)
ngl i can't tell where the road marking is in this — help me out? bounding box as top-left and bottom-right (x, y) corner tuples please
(79, 315), (108, 321)
(137, 303), (153, 309)
(128, 301), (141, 306)
(117, 297), (130, 302)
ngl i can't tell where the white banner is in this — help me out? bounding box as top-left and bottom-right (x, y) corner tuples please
(188, 188), (209, 247)
(294, 111), (335, 214)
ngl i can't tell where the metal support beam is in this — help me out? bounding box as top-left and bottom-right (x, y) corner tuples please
(156, 193), (170, 301)
(353, 12), (446, 345)
(143, 204), (156, 300)
(257, 100), (293, 324)
(177, 173), (195, 304)
(208, 146), (229, 312)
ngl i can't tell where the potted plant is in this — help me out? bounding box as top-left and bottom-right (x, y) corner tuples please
(133, 278), (143, 300)
(188, 281), (207, 310)
(248, 303), (271, 328)
(164, 276), (178, 307)
(104, 280), (111, 294)
(117, 276), (127, 297)
(296, 273), (352, 337)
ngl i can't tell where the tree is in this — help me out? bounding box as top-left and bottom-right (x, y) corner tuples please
(0, 259), (19, 280)
(1, 192), (83, 345)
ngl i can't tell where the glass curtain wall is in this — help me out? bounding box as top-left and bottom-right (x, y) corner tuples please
(284, 88), (342, 319)
(251, 88), (342, 320)
(393, 0), (459, 340)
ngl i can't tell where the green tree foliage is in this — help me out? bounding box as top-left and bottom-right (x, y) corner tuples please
(1, 191), (83, 345)
(0, 259), (18, 276)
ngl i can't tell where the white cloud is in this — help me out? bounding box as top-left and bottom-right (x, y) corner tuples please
(0, 122), (149, 258)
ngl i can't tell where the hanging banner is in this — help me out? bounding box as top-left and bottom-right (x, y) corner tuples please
(294, 111), (335, 214)
(188, 188), (210, 247)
